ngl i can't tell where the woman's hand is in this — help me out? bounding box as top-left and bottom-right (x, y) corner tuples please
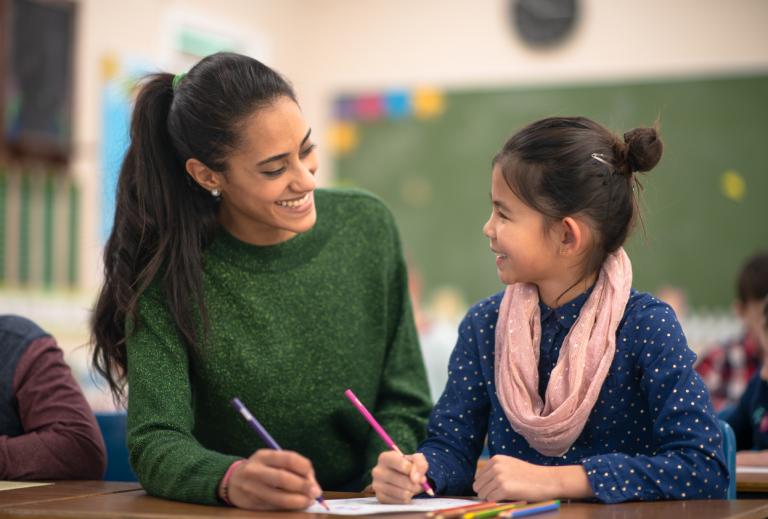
(222, 449), (322, 510)
(473, 455), (593, 502)
(371, 451), (430, 503)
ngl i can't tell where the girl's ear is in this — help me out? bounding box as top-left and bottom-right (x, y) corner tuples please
(186, 158), (223, 193)
(559, 216), (592, 256)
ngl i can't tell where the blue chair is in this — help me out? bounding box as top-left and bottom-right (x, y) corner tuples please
(718, 404), (736, 423)
(718, 418), (737, 499)
(95, 412), (138, 482)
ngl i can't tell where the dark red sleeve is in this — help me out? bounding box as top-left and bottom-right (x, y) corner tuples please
(695, 345), (727, 411)
(0, 337), (107, 480)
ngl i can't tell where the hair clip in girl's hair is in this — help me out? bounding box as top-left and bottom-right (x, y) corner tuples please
(591, 153), (611, 166)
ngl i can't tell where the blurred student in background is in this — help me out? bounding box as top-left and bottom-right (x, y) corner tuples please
(697, 252), (768, 411)
(0, 315), (106, 480)
(725, 297), (768, 465)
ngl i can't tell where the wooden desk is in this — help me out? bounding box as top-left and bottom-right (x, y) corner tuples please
(737, 469), (768, 493)
(0, 481), (140, 508)
(1, 489), (768, 519)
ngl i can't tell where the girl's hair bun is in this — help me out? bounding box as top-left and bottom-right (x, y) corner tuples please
(623, 127), (663, 173)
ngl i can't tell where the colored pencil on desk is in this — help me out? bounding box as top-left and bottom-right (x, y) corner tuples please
(462, 502), (527, 519)
(344, 388), (436, 497)
(497, 500), (560, 518)
(427, 501), (499, 518)
(436, 501), (521, 519)
(231, 397), (330, 511)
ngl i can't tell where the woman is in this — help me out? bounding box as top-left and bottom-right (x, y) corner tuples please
(91, 52), (431, 510)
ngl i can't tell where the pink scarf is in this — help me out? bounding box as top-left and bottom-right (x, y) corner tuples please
(494, 248), (632, 457)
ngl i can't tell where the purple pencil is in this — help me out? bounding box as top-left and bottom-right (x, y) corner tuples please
(231, 397), (329, 511)
(345, 389), (435, 497)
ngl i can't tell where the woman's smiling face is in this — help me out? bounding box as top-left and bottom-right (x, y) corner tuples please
(215, 95), (319, 245)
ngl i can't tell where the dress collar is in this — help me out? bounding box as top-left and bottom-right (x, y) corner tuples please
(538, 284), (595, 330)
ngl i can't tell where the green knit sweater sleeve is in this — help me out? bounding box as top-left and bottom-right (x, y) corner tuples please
(361, 202), (432, 482)
(126, 292), (239, 505)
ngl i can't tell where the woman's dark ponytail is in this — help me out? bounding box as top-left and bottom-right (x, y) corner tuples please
(91, 74), (217, 402)
(91, 53), (296, 402)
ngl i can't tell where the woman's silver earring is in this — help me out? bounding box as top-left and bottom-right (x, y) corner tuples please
(211, 188), (220, 198)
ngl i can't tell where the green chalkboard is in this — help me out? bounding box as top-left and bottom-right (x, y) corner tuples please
(334, 75), (768, 309)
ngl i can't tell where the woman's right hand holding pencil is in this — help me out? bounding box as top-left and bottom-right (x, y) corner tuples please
(221, 449), (323, 510)
(372, 451), (430, 503)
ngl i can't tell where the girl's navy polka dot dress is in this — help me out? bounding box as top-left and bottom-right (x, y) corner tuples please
(419, 288), (728, 503)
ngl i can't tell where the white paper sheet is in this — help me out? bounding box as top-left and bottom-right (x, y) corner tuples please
(305, 497), (482, 515)
(0, 481), (53, 491)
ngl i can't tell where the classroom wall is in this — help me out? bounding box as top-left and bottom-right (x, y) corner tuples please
(65, 0), (768, 291)
(70, 0), (304, 290)
(284, 0), (768, 178)
(289, 0), (768, 89)
(3, 0), (764, 407)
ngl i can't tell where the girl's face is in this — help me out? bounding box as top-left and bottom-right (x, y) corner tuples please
(482, 165), (561, 287)
(216, 96), (318, 245)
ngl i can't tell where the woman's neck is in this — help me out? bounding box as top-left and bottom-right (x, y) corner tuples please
(218, 211), (296, 246)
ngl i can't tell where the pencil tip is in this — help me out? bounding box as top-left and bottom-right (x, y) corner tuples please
(426, 488), (435, 497)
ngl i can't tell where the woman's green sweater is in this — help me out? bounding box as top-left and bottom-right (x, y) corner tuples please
(126, 189), (432, 504)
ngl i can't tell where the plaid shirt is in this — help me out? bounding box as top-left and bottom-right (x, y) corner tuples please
(696, 331), (761, 411)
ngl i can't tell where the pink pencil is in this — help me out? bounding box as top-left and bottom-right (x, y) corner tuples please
(345, 388), (435, 497)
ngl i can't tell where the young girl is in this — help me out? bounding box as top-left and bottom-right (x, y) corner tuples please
(90, 53), (431, 510)
(371, 117), (728, 503)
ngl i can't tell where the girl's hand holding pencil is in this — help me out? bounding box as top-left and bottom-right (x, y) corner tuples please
(371, 450), (431, 504)
(344, 388), (435, 503)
